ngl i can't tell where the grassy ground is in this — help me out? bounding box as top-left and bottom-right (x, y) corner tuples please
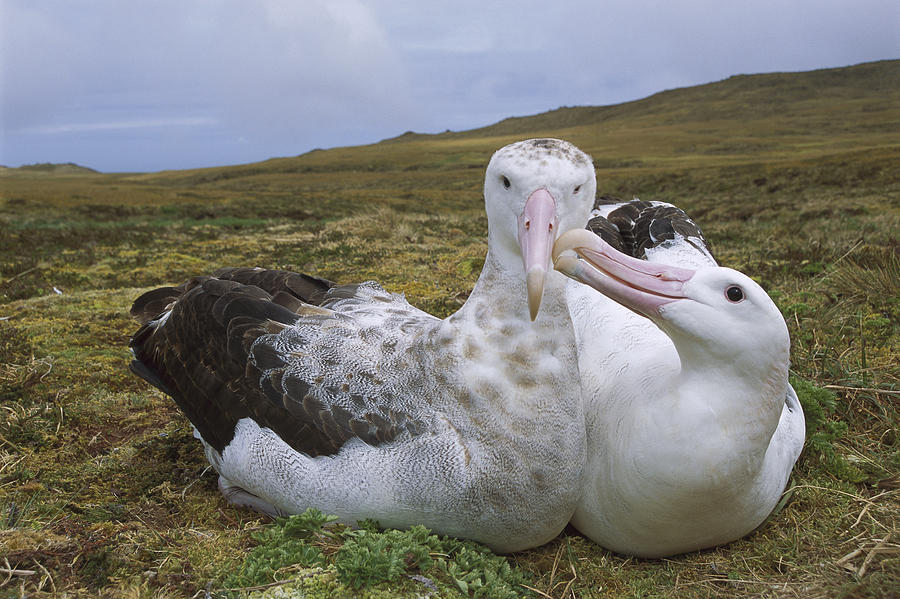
(1, 61), (898, 597)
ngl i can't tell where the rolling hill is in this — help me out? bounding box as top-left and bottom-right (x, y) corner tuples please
(104, 58), (898, 196)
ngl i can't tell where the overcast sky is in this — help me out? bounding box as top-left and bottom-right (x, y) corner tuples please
(1, 1), (897, 173)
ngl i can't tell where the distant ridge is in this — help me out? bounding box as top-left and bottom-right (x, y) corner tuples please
(382, 59), (900, 142)
(1, 162), (99, 175)
(33, 59), (897, 179)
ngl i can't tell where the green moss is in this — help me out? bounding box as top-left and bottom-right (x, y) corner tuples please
(427, 535), (530, 598)
(224, 510), (332, 589)
(792, 376), (868, 483)
(217, 514), (532, 597)
(335, 525), (432, 589)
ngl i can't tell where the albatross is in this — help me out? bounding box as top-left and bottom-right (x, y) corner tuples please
(553, 197), (805, 557)
(129, 138), (596, 553)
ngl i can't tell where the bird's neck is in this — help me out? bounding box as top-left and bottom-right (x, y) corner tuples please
(676, 336), (788, 430)
(460, 247), (571, 328)
(634, 343), (788, 486)
(444, 247), (581, 410)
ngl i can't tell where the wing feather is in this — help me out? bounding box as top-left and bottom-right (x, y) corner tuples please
(588, 196), (715, 264)
(130, 270), (432, 457)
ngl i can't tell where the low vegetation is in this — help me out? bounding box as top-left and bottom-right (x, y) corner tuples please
(1, 60), (898, 597)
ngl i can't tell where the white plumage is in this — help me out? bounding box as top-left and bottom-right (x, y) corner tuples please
(554, 199), (805, 557)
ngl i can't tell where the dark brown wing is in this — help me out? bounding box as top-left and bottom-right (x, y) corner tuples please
(129, 269), (414, 456)
(587, 195), (630, 253)
(129, 268), (334, 325)
(588, 197), (714, 261)
(212, 267), (334, 311)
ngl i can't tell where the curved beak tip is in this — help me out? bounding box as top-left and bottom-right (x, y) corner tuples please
(526, 268), (545, 321)
(552, 251), (580, 279)
(552, 229), (599, 263)
(519, 188), (557, 322)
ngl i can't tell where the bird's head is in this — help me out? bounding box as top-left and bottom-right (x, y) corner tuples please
(485, 139), (596, 320)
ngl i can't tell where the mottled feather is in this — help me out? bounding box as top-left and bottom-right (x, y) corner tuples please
(129, 270), (427, 456)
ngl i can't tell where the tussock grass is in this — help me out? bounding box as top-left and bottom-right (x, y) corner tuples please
(1, 60), (899, 597)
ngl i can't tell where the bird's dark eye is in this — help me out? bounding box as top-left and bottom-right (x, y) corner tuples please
(574, 185), (581, 194)
(502, 176), (511, 189)
(725, 285), (744, 303)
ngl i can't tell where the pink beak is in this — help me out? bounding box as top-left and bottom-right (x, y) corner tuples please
(552, 228), (696, 318)
(518, 188), (559, 321)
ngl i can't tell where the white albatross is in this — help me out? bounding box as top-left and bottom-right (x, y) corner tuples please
(128, 138), (596, 553)
(553, 198), (805, 557)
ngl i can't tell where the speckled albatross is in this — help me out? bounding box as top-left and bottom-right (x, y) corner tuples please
(129, 138), (596, 553)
